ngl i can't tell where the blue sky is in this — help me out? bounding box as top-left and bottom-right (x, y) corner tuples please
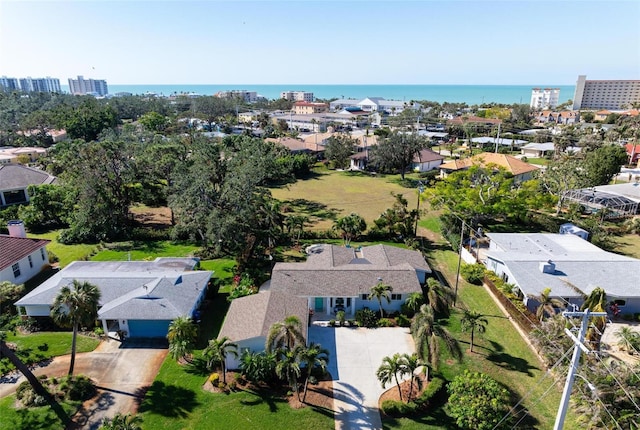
(1, 0), (639, 85)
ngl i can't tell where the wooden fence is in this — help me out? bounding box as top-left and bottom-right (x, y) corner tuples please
(484, 276), (540, 335)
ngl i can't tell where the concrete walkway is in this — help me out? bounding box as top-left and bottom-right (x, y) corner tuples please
(0, 338), (167, 429)
(309, 325), (415, 430)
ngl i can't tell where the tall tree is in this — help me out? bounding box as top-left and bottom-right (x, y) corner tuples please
(0, 280), (24, 315)
(167, 316), (197, 362)
(333, 213), (367, 246)
(50, 280), (101, 375)
(369, 281), (393, 318)
(372, 193), (419, 239)
(324, 133), (356, 169)
(583, 144), (628, 186)
(275, 346), (302, 400)
(580, 287), (608, 351)
(56, 98), (118, 142)
(423, 278), (454, 316)
(298, 343), (329, 403)
(203, 336), (238, 384)
(412, 304), (461, 379)
(403, 292), (425, 315)
(376, 353), (407, 401)
(400, 353), (424, 403)
(460, 310), (488, 353)
(266, 315), (305, 353)
(369, 131), (426, 180)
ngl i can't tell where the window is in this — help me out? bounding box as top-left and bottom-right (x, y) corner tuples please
(391, 294), (402, 301)
(28, 255), (33, 268)
(40, 248), (46, 261)
(12, 263), (20, 278)
(612, 299), (626, 307)
(361, 294), (368, 300)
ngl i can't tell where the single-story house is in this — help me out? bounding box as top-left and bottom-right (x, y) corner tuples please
(439, 152), (539, 182)
(0, 221), (50, 285)
(625, 143), (640, 165)
(217, 244), (430, 367)
(483, 233), (640, 314)
(470, 137), (528, 148)
(0, 164), (57, 207)
(412, 148), (444, 172)
(520, 142), (555, 158)
(15, 258), (212, 338)
(218, 291), (309, 369)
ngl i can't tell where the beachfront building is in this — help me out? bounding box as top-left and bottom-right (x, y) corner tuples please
(215, 90), (258, 103)
(329, 97), (419, 114)
(530, 88), (560, 109)
(1, 76), (61, 93)
(572, 75), (640, 110)
(0, 76), (20, 92)
(68, 75), (108, 96)
(281, 90), (314, 102)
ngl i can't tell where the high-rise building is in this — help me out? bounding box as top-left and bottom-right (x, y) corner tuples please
(572, 75), (640, 110)
(214, 90), (257, 102)
(281, 90), (314, 102)
(530, 87), (560, 109)
(68, 75), (109, 96)
(1, 76), (60, 93)
(0, 76), (20, 92)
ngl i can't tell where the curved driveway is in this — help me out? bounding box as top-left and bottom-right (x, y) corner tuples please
(309, 325), (415, 430)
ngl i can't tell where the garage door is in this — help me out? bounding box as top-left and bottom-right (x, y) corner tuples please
(128, 320), (171, 338)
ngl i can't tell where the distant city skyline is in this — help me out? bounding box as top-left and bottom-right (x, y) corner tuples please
(1, 1), (639, 85)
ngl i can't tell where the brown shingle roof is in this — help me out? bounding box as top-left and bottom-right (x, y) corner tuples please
(413, 148), (445, 163)
(218, 291), (309, 343)
(0, 235), (50, 271)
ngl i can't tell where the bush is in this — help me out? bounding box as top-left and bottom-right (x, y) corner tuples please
(48, 250), (60, 264)
(355, 308), (378, 328)
(378, 318), (395, 327)
(460, 263), (486, 285)
(415, 376), (446, 408)
(93, 327), (104, 337)
(209, 373), (220, 385)
(66, 375), (96, 401)
(329, 319), (336, 327)
(381, 399), (419, 416)
(336, 310), (346, 326)
(395, 314), (411, 327)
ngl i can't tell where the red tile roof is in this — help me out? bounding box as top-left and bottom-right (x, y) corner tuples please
(0, 235), (50, 271)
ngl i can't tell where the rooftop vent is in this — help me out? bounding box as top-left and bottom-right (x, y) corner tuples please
(539, 260), (555, 274)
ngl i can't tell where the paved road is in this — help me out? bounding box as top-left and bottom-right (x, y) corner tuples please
(0, 338), (167, 429)
(309, 325), (415, 430)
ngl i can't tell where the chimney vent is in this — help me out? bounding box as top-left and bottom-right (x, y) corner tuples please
(7, 220), (27, 238)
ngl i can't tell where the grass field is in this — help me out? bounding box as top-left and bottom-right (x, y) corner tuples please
(270, 170), (420, 231)
(28, 231), (98, 268)
(91, 241), (200, 261)
(0, 395), (80, 430)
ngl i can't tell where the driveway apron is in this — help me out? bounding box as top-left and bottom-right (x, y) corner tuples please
(309, 325), (415, 430)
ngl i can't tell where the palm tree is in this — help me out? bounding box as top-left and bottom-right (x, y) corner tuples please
(369, 281), (393, 318)
(615, 327), (639, 354)
(411, 305), (461, 380)
(275, 347), (302, 400)
(99, 413), (143, 430)
(298, 342), (329, 402)
(51, 280), (101, 375)
(400, 353), (423, 402)
(203, 336), (238, 384)
(376, 353), (407, 402)
(424, 278), (454, 316)
(166, 316), (197, 362)
(460, 310), (488, 353)
(0, 340), (48, 397)
(333, 213), (367, 246)
(532, 288), (564, 322)
(404, 292), (424, 315)
(580, 287), (608, 351)
(266, 315), (305, 353)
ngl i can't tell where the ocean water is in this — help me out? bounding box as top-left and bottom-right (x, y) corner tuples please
(61, 84), (575, 106)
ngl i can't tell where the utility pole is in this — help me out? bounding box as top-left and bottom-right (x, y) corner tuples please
(453, 219), (465, 306)
(494, 123), (501, 153)
(414, 181), (425, 236)
(553, 308), (607, 430)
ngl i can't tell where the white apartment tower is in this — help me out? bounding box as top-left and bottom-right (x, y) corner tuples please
(281, 90), (314, 102)
(1, 76), (60, 93)
(68, 75), (109, 96)
(530, 87), (560, 109)
(572, 75), (640, 110)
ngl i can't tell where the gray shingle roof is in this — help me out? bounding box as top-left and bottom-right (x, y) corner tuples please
(218, 291), (308, 343)
(15, 258), (210, 320)
(0, 164), (57, 190)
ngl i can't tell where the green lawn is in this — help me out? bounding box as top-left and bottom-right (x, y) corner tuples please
(270, 170), (420, 231)
(138, 292), (334, 429)
(28, 231), (98, 268)
(0, 395), (80, 430)
(524, 157), (549, 166)
(90, 241), (201, 261)
(0, 332), (100, 375)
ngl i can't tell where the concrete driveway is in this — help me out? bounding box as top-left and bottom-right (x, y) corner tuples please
(309, 325), (415, 430)
(0, 338), (167, 429)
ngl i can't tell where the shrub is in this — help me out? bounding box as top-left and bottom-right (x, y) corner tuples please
(336, 310), (346, 326)
(381, 399), (419, 416)
(460, 263), (486, 285)
(209, 373), (220, 385)
(93, 327), (105, 337)
(48, 250), (60, 264)
(329, 319), (336, 327)
(66, 375), (96, 401)
(416, 376), (446, 408)
(378, 318), (395, 327)
(355, 308), (378, 328)
(395, 314), (411, 327)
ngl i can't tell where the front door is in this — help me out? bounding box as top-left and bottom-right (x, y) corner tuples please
(315, 297), (324, 312)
